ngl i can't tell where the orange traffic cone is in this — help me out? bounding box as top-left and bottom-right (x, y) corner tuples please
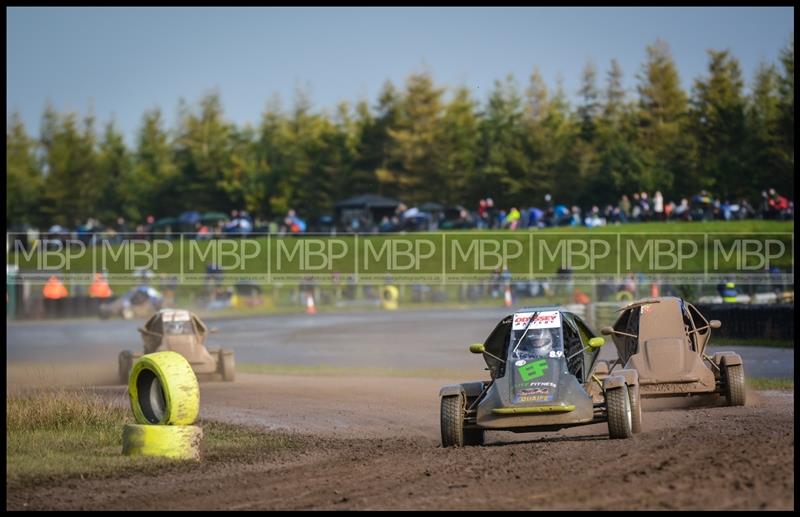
(504, 286), (513, 307)
(651, 283), (660, 298)
(305, 292), (317, 315)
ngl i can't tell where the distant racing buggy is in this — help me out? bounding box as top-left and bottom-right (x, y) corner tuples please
(439, 307), (642, 447)
(99, 285), (163, 320)
(118, 309), (235, 384)
(600, 297), (745, 406)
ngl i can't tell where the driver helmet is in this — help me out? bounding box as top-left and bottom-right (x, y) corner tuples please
(526, 329), (553, 354)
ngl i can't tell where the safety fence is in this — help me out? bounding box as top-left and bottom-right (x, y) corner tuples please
(694, 303), (794, 340)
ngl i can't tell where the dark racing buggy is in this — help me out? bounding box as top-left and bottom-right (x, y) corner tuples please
(599, 297), (745, 406)
(439, 308), (642, 447)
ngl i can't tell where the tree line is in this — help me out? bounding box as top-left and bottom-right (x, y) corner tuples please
(6, 38), (794, 228)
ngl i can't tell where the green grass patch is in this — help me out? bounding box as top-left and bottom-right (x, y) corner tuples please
(6, 389), (301, 490)
(237, 362), (470, 379)
(713, 337), (794, 349)
(8, 220), (793, 291)
(747, 378), (794, 390)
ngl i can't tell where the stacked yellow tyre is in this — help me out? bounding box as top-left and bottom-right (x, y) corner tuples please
(122, 351), (203, 460)
(381, 285), (399, 310)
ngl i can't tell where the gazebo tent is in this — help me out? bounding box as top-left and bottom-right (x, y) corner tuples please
(334, 194), (402, 229)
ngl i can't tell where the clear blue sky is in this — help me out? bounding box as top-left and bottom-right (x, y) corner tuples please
(6, 7), (794, 145)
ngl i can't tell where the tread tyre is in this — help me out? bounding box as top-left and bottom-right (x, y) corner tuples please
(724, 364), (746, 406)
(441, 395), (465, 447)
(122, 423), (202, 460)
(128, 351), (200, 426)
(607, 384), (633, 439)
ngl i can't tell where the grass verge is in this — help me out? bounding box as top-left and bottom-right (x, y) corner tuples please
(747, 378), (794, 390)
(6, 389), (301, 490)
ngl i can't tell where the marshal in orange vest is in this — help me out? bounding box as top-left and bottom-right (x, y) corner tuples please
(43, 276), (69, 300)
(89, 273), (113, 298)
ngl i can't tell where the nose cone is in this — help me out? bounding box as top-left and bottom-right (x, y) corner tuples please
(509, 357), (563, 404)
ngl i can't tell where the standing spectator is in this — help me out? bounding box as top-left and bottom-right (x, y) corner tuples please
(653, 191), (664, 221)
(631, 193), (642, 221)
(506, 207), (521, 230)
(640, 191), (651, 221)
(618, 194), (631, 222)
(570, 206), (582, 226)
(486, 198), (497, 229)
(477, 199), (488, 229)
(674, 198), (690, 221)
(760, 191), (771, 219)
(767, 188), (790, 219)
(544, 194), (554, 226)
(664, 200), (675, 220)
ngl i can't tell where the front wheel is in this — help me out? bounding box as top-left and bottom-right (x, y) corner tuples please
(606, 385), (633, 439)
(441, 393), (484, 447)
(723, 364), (746, 406)
(441, 395), (464, 447)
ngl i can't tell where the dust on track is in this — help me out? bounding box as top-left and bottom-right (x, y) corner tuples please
(6, 309), (794, 510)
(6, 372), (794, 510)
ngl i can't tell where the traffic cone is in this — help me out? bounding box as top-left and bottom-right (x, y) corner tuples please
(305, 292), (317, 315)
(651, 283), (660, 298)
(504, 286), (513, 307)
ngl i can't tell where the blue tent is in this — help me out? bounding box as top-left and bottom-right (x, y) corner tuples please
(178, 211), (201, 225)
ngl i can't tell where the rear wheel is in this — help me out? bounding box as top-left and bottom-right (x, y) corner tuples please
(606, 385), (633, 439)
(629, 384), (642, 434)
(118, 351), (132, 385)
(220, 350), (235, 382)
(724, 364), (746, 406)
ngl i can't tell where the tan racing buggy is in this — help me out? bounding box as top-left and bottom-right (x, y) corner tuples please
(599, 297), (745, 406)
(118, 309), (235, 384)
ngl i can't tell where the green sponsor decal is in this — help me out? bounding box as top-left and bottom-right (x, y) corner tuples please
(518, 359), (548, 381)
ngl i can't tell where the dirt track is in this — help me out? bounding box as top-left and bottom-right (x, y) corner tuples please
(6, 309), (796, 510)
(6, 374), (795, 510)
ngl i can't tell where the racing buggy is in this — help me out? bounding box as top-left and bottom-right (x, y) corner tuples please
(118, 308), (235, 384)
(600, 297), (745, 406)
(99, 285), (163, 320)
(439, 307), (642, 447)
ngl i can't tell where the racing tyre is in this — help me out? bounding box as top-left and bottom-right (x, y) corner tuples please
(128, 351), (200, 426)
(606, 384), (633, 439)
(723, 364), (746, 406)
(220, 349), (236, 382)
(629, 384), (642, 434)
(441, 395), (465, 447)
(122, 423), (203, 460)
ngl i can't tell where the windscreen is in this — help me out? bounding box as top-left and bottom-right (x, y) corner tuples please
(163, 320), (193, 335)
(509, 311), (564, 360)
(161, 311), (193, 335)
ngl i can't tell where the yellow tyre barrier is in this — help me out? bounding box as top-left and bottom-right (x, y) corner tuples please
(122, 423), (203, 460)
(128, 351), (200, 426)
(381, 285), (399, 310)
